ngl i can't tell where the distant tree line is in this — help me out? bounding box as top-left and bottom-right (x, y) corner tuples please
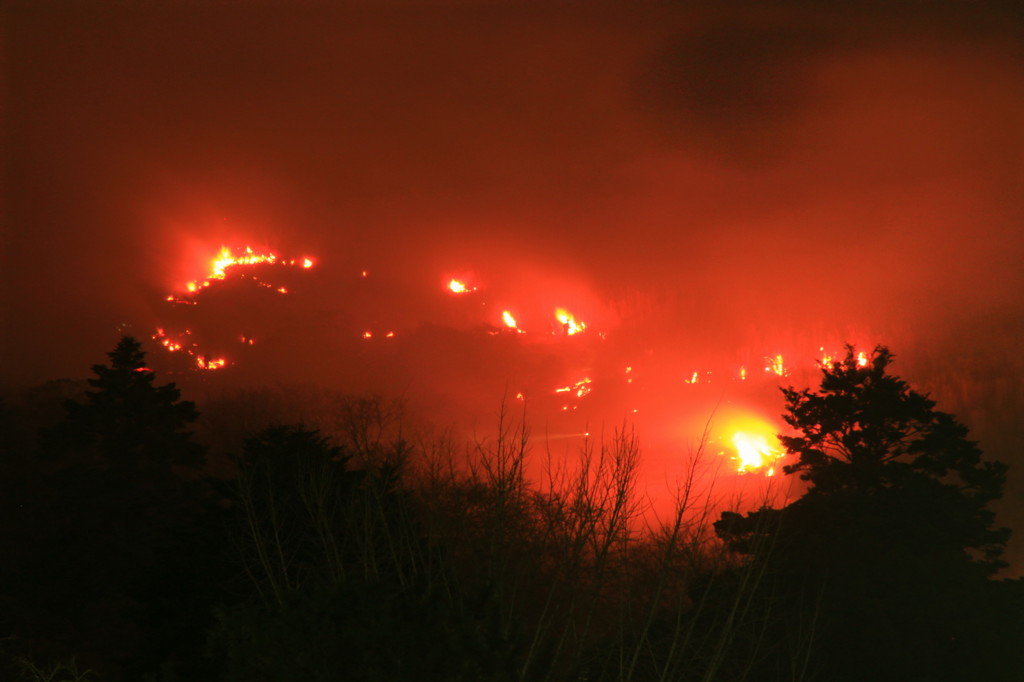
(0, 338), (1020, 681)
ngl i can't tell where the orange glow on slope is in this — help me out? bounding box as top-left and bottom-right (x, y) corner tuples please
(555, 308), (585, 335)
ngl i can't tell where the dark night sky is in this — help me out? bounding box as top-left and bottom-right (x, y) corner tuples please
(3, 2), (1024, 565)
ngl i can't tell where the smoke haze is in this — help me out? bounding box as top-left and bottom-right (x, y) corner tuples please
(4, 2), (1023, 567)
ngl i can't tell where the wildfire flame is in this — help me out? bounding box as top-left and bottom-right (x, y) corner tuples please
(731, 431), (784, 475)
(820, 348), (869, 369)
(555, 377), (592, 399)
(716, 412), (786, 476)
(196, 357), (227, 371)
(156, 245), (316, 369)
(204, 246), (277, 287)
(766, 354), (785, 376)
(448, 278), (476, 294)
(555, 308), (585, 335)
(502, 310), (524, 332)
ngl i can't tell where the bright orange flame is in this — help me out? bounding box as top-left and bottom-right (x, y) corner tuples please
(196, 357), (227, 370)
(179, 245), (314, 294)
(857, 350), (868, 367)
(448, 279), (476, 294)
(502, 310), (520, 330)
(206, 246), (276, 284)
(555, 308), (585, 335)
(766, 354), (785, 376)
(716, 413), (786, 476)
(555, 377), (592, 399)
(158, 245), (316, 370)
(731, 432), (783, 475)
(362, 331), (373, 339)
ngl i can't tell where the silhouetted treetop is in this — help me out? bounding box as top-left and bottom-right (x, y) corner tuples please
(719, 344), (1010, 572)
(781, 346), (1006, 501)
(713, 345), (1016, 681)
(50, 336), (204, 472)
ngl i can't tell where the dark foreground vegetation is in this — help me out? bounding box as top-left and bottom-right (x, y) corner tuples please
(1, 338), (1021, 681)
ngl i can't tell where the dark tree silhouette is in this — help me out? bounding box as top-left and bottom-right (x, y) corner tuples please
(214, 424), (488, 682)
(715, 346), (1019, 682)
(50, 335), (204, 472)
(2, 338), (226, 681)
(779, 344), (1009, 571)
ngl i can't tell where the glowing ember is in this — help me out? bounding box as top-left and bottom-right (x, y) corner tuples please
(857, 350), (868, 367)
(555, 308), (585, 335)
(363, 331), (373, 339)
